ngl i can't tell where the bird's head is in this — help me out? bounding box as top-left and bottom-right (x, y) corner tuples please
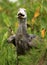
(17, 8), (27, 19)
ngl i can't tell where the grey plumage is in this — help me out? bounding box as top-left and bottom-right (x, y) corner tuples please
(7, 8), (40, 55)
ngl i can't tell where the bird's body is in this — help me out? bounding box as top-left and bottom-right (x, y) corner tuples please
(7, 8), (40, 55)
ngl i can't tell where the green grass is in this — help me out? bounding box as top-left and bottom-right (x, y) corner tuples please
(0, 0), (47, 65)
(0, 34), (47, 65)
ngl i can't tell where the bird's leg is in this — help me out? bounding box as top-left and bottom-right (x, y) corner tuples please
(16, 47), (19, 65)
(16, 46), (18, 65)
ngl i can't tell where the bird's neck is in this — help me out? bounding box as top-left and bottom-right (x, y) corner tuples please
(19, 18), (27, 30)
(18, 18), (27, 35)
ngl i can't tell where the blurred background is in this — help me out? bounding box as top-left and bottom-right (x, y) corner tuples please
(0, 0), (47, 65)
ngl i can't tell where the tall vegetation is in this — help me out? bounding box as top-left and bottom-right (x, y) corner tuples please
(0, 0), (47, 65)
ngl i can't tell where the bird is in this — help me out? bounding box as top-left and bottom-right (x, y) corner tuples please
(7, 8), (41, 55)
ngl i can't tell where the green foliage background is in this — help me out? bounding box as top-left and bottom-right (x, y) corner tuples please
(0, 0), (47, 65)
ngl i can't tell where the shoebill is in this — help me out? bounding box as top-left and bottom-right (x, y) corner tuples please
(7, 8), (41, 55)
